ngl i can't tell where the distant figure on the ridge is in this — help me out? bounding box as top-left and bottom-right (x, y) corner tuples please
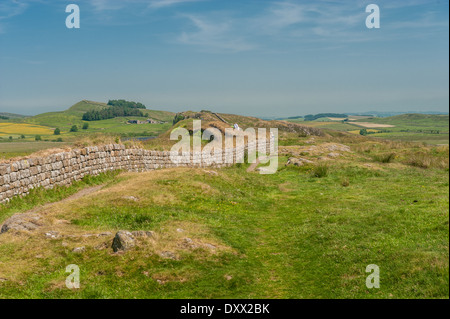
(233, 123), (240, 131)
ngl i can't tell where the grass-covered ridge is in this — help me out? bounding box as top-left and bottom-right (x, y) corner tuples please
(25, 100), (175, 130)
(0, 135), (447, 299)
(0, 100), (175, 157)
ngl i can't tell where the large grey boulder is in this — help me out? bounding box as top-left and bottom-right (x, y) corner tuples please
(112, 231), (136, 252)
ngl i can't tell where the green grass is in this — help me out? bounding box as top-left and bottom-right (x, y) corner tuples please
(372, 153), (396, 163)
(311, 163), (329, 178)
(363, 114), (449, 130)
(0, 100), (175, 154)
(0, 142), (68, 159)
(86, 117), (171, 135)
(0, 153), (447, 298)
(362, 114), (449, 145)
(0, 117), (448, 299)
(23, 100), (175, 132)
(0, 171), (121, 225)
(284, 114), (449, 145)
(370, 131), (449, 145)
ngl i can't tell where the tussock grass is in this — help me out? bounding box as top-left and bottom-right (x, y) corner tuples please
(405, 152), (449, 170)
(312, 163), (329, 178)
(341, 178), (350, 187)
(72, 134), (122, 148)
(372, 152), (396, 163)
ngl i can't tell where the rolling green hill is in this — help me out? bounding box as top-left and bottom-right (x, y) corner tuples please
(68, 100), (109, 114)
(0, 101), (175, 154)
(356, 114), (449, 144)
(284, 113), (449, 145)
(23, 100), (175, 130)
(361, 114), (449, 130)
(0, 112), (28, 120)
(23, 100), (108, 129)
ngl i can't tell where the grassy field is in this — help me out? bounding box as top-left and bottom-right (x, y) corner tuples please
(23, 100), (175, 131)
(0, 101), (175, 153)
(285, 114), (449, 145)
(0, 123), (54, 138)
(0, 142), (70, 160)
(86, 117), (172, 136)
(355, 114), (449, 145)
(0, 134), (448, 299)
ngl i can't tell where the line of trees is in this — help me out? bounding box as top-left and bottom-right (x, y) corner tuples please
(82, 100), (148, 121)
(304, 113), (348, 121)
(82, 105), (147, 121)
(107, 100), (146, 109)
(286, 116), (304, 120)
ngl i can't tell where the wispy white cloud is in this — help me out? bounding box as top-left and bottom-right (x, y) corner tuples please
(0, 0), (33, 34)
(0, 0), (29, 19)
(84, 0), (205, 26)
(256, 1), (305, 33)
(245, 1), (368, 46)
(173, 1), (376, 52)
(245, 0), (448, 47)
(386, 10), (449, 30)
(149, 0), (204, 9)
(87, 0), (204, 12)
(0, 0), (447, 50)
(90, 0), (125, 11)
(379, 0), (434, 9)
(178, 14), (256, 52)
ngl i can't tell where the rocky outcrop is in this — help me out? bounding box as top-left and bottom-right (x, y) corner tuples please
(0, 213), (42, 233)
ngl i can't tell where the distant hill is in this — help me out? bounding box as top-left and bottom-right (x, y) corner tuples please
(304, 113), (348, 121)
(362, 113), (449, 128)
(23, 100), (175, 130)
(169, 110), (323, 135)
(0, 112), (28, 119)
(267, 111), (449, 120)
(348, 111), (449, 118)
(68, 100), (108, 114)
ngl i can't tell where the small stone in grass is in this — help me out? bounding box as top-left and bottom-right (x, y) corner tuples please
(73, 246), (85, 254)
(160, 251), (177, 260)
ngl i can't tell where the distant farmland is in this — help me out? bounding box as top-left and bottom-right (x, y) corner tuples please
(284, 114), (449, 145)
(0, 123), (54, 137)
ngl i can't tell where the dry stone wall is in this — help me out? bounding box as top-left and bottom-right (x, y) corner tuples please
(0, 141), (270, 204)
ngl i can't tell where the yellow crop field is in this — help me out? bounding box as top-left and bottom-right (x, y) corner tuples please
(0, 123), (54, 136)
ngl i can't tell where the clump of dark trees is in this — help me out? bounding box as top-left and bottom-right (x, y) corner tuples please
(107, 99), (146, 109)
(82, 100), (148, 121)
(304, 113), (348, 121)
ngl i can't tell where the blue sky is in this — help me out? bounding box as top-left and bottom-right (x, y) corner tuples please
(0, 0), (448, 117)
